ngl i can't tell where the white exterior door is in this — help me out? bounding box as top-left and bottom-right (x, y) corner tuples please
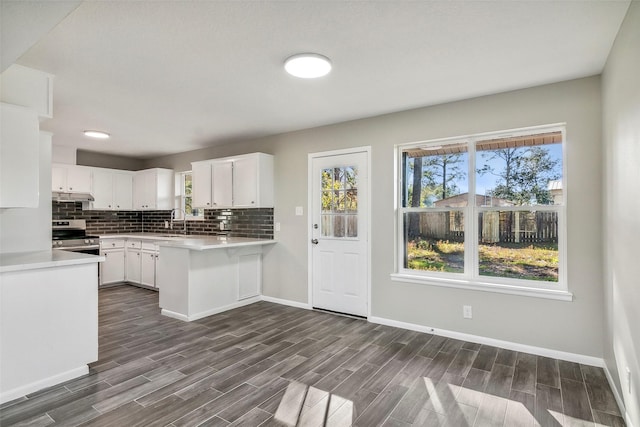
(310, 149), (369, 317)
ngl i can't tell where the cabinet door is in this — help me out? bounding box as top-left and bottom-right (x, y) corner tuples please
(66, 167), (92, 193)
(101, 250), (125, 285)
(192, 162), (212, 208)
(212, 161), (233, 207)
(92, 170), (114, 209)
(233, 156), (258, 207)
(113, 173), (133, 210)
(133, 171), (151, 209)
(140, 251), (156, 287)
(126, 250), (141, 283)
(51, 166), (67, 192)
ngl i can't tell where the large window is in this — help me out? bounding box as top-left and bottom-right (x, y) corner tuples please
(394, 125), (568, 299)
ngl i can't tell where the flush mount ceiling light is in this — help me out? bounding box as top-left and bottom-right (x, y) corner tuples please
(83, 130), (110, 139)
(284, 53), (332, 78)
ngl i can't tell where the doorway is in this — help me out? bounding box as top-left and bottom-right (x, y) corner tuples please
(308, 147), (370, 317)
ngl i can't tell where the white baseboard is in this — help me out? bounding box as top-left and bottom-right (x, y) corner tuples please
(0, 365), (88, 404)
(261, 295), (312, 310)
(368, 315), (604, 367)
(603, 365), (634, 427)
(161, 297), (262, 322)
(160, 308), (190, 322)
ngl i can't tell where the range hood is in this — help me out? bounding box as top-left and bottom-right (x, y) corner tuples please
(52, 191), (95, 202)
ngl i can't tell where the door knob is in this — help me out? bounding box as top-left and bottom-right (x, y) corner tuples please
(311, 239), (319, 245)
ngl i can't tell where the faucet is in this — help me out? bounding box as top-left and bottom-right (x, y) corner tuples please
(170, 208), (187, 235)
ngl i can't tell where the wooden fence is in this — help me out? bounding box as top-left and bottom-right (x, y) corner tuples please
(415, 211), (558, 244)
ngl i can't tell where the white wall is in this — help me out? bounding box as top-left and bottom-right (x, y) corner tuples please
(148, 76), (605, 359)
(0, 132), (52, 253)
(602, 2), (640, 425)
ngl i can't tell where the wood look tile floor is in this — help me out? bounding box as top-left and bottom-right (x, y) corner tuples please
(0, 286), (625, 427)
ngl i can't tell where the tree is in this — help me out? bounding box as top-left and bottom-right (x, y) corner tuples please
(408, 157), (423, 238)
(478, 146), (561, 205)
(424, 154), (465, 201)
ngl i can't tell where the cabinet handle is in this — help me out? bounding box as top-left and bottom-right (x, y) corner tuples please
(108, 205), (111, 208)
(59, 186), (63, 190)
(251, 201), (255, 204)
(69, 187), (73, 190)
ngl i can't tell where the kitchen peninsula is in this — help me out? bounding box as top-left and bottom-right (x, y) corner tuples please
(0, 250), (103, 403)
(157, 236), (275, 321)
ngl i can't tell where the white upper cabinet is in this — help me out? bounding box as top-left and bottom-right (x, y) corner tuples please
(91, 169), (133, 210)
(133, 168), (174, 210)
(0, 65), (54, 120)
(51, 164), (92, 193)
(0, 103), (40, 208)
(212, 160), (233, 207)
(191, 153), (273, 209)
(192, 161), (213, 208)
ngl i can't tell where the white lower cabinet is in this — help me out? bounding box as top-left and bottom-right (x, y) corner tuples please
(140, 242), (158, 288)
(125, 248), (142, 284)
(100, 240), (126, 286)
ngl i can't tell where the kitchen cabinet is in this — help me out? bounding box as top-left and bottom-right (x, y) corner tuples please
(125, 240), (142, 283)
(51, 164), (92, 193)
(192, 161), (213, 208)
(141, 247), (157, 288)
(133, 168), (174, 210)
(0, 103), (40, 208)
(100, 239), (126, 286)
(91, 169), (133, 210)
(191, 152), (273, 209)
(212, 160), (233, 207)
(0, 64), (54, 119)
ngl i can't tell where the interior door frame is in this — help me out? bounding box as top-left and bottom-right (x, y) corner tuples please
(307, 146), (372, 318)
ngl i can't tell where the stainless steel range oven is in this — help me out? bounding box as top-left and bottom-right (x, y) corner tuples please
(52, 220), (100, 255)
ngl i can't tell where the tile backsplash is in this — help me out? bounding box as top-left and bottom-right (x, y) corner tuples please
(52, 202), (273, 239)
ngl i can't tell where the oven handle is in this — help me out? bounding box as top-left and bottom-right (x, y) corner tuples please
(53, 245), (100, 251)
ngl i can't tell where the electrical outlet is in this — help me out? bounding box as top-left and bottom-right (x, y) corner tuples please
(275, 222), (281, 232)
(295, 206), (304, 216)
(463, 305), (473, 319)
(164, 221), (169, 229)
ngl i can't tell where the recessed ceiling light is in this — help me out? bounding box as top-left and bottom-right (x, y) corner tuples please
(83, 130), (110, 139)
(284, 53), (332, 78)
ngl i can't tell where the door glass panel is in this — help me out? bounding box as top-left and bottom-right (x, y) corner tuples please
(320, 166), (358, 238)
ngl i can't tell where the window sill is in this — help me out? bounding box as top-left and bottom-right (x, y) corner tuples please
(390, 273), (573, 301)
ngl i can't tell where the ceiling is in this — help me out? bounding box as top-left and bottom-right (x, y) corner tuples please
(5, 1), (631, 159)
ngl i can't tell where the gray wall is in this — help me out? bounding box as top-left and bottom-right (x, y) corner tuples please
(147, 76), (605, 359)
(77, 149), (146, 171)
(602, 2), (639, 425)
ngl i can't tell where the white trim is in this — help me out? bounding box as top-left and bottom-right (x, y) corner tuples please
(307, 146), (372, 318)
(368, 315), (603, 367)
(261, 295), (312, 310)
(390, 273), (573, 301)
(0, 366), (89, 404)
(161, 297), (262, 322)
(603, 365), (634, 427)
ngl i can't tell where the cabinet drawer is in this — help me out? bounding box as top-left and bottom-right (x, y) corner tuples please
(101, 239), (125, 249)
(126, 240), (142, 249)
(141, 242), (157, 251)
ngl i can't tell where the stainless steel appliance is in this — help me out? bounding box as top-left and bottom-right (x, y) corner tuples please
(52, 220), (100, 255)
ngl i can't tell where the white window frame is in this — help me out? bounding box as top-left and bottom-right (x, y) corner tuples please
(175, 171), (204, 221)
(391, 124), (571, 301)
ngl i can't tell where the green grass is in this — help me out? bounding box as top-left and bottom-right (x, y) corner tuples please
(407, 239), (558, 281)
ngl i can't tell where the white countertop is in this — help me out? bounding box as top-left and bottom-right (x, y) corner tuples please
(99, 233), (275, 250)
(157, 236), (276, 251)
(0, 250), (104, 273)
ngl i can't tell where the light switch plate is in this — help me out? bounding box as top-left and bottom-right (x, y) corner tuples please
(295, 206), (303, 216)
